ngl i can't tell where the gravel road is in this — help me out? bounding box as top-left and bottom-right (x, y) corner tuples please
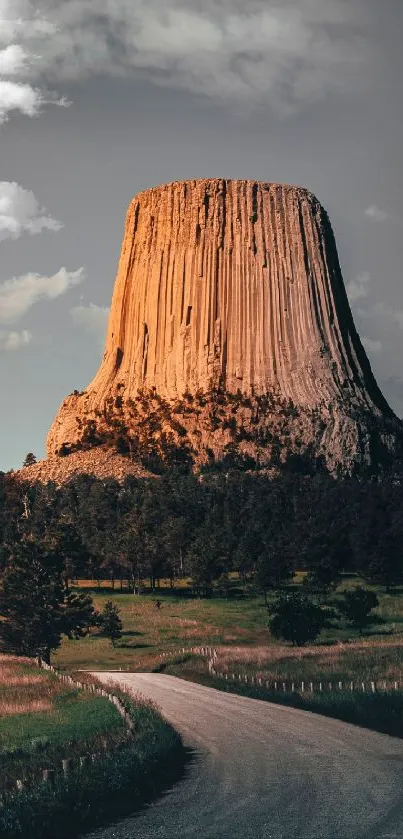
(86, 673), (403, 839)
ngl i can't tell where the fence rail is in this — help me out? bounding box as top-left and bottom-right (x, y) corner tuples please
(160, 647), (401, 694)
(1, 660), (135, 802)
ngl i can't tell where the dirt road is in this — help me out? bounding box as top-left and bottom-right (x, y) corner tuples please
(86, 673), (403, 839)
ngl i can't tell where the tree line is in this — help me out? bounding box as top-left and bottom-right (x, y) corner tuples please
(1, 468), (402, 597)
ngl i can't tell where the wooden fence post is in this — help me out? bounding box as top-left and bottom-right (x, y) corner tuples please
(62, 759), (71, 777)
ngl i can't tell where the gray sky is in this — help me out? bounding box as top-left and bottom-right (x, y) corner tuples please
(0, 0), (402, 471)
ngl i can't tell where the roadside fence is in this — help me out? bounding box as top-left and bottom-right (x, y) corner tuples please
(1, 660), (135, 802)
(159, 647), (401, 694)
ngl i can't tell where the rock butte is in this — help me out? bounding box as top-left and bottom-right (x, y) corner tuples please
(44, 178), (401, 475)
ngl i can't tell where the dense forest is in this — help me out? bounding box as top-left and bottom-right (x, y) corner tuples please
(1, 466), (402, 598)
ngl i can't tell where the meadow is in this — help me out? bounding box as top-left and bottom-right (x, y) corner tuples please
(55, 575), (403, 686)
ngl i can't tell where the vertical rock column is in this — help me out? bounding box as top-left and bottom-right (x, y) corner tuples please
(47, 178), (393, 457)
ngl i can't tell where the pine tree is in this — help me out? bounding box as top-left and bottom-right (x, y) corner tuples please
(0, 539), (96, 663)
(99, 601), (123, 646)
(23, 453), (37, 467)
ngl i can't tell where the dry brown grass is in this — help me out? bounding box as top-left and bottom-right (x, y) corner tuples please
(0, 699), (52, 715)
(0, 655), (66, 718)
(212, 638), (403, 683)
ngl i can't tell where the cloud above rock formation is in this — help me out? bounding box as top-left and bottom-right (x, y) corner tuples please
(0, 267), (85, 324)
(0, 0), (69, 123)
(1, 0), (371, 112)
(0, 181), (62, 242)
(0, 328), (31, 351)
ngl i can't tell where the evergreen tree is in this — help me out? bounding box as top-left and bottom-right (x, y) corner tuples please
(23, 453), (37, 467)
(296, 476), (351, 594)
(255, 530), (294, 604)
(186, 522), (228, 596)
(353, 483), (403, 592)
(99, 601), (123, 646)
(0, 539), (96, 662)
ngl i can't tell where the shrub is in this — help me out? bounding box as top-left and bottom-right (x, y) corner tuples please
(268, 593), (328, 646)
(338, 587), (379, 633)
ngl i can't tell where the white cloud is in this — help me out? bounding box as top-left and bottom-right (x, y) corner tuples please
(0, 79), (70, 125)
(0, 79), (45, 122)
(0, 267), (85, 323)
(0, 181), (62, 241)
(0, 0), (371, 112)
(0, 328), (31, 351)
(347, 271), (371, 303)
(0, 44), (29, 75)
(0, 2), (68, 123)
(362, 336), (382, 354)
(365, 204), (389, 223)
(0, 1), (56, 42)
(71, 303), (109, 340)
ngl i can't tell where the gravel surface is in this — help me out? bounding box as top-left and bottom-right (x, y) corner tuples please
(85, 673), (403, 839)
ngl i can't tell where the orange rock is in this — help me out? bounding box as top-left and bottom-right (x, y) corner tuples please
(44, 179), (400, 475)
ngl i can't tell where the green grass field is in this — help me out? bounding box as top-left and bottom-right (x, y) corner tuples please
(0, 657), (185, 839)
(54, 576), (403, 686)
(0, 692), (122, 753)
(0, 656), (126, 795)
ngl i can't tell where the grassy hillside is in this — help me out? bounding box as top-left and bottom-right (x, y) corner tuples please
(54, 575), (403, 683)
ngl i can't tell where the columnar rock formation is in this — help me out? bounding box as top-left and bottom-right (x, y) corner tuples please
(46, 179), (401, 474)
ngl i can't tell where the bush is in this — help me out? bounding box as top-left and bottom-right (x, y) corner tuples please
(268, 593), (328, 646)
(338, 587), (379, 632)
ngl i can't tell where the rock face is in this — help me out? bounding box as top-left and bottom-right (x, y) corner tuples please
(46, 178), (401, 475)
